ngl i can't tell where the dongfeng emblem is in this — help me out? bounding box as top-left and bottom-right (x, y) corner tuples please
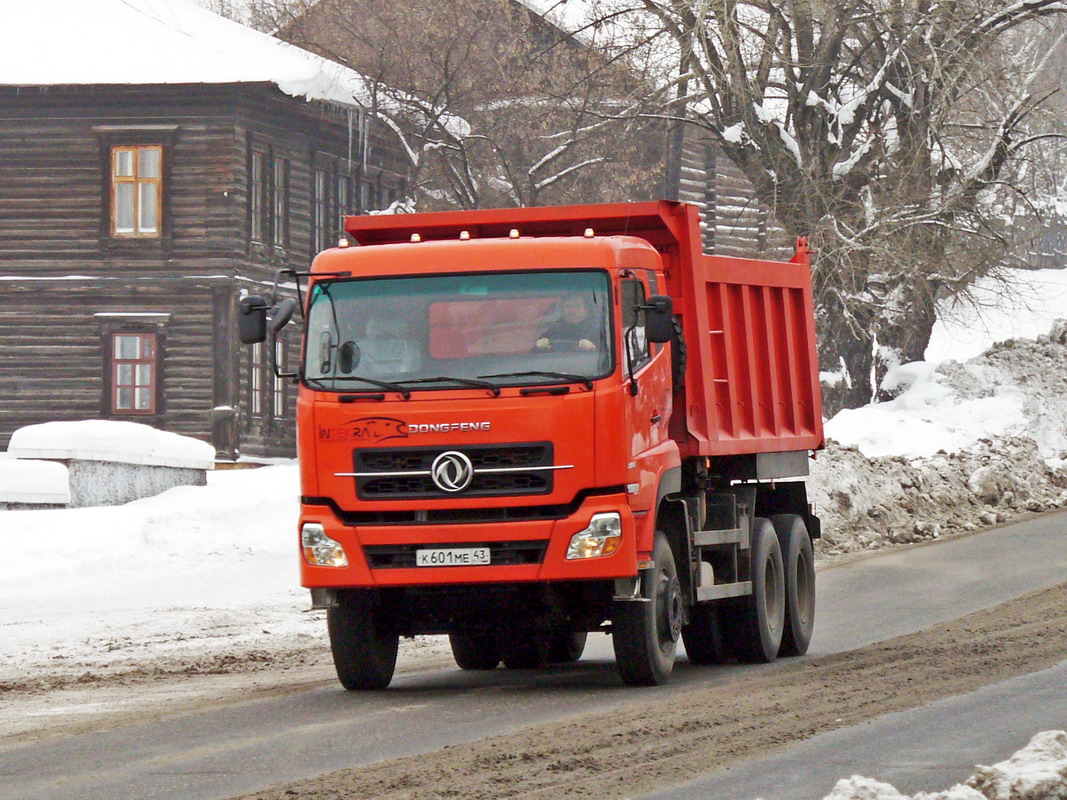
(431, 451), (474, 492)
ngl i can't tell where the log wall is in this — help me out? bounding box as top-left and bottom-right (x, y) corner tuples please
(0, 83), (406, 457)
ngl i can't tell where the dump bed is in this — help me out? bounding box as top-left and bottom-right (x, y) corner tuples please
(346, 201), (824, 459)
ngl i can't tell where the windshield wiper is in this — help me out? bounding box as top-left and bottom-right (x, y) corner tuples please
(305, 375), (411, 399)
(478, 371), (593, 391)
(398, 376), (501, 396)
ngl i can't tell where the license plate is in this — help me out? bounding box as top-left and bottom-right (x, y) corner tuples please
(415, 547), (491, 567)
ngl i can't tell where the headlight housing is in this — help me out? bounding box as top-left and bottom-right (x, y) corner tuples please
(566, 512), (622, 560)
(301, 523), (348, 567)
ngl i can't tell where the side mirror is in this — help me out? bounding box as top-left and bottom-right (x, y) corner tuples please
(338, 341), (360, 373)
(644, 295), (674, 343)
(268, 297), (298, 335)
(238, 295), (268, 344)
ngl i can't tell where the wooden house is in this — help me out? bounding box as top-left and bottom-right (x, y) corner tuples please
(0, 0), (407, 458)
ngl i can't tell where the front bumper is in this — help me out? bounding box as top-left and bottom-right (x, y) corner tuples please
(300, 493), (638, 587)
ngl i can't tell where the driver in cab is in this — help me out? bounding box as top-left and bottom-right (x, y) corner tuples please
(535, 294), (600, 352)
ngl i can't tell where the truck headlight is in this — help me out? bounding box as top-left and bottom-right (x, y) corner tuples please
(301, 523), (348, 567)
(566, 513), (622, 560)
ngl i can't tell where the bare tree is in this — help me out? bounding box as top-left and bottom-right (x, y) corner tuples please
(242, 0), (663, 211)
(586, 0), (1067, 409)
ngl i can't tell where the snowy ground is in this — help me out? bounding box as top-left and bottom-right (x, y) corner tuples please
(0, 464), (319, 694)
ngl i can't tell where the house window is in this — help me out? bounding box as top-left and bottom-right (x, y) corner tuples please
(337, 173), (351, 226)
(273, 338), (287, 418)
(251, 150), (268, 244)
(273, 158), (289, 248)
(111, 333), (158, 414)
(250, 341), (265, 417)
(360, 178), (374, 213)
(111, 146), (162, 237)
(313, 169), (329, 253)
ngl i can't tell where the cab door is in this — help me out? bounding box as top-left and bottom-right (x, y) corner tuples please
(620, 271), (674, 510)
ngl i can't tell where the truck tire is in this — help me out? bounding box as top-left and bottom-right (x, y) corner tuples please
(449, 632), (501, 671)
(769, 513), (815, 657)
(721, 518), (785, 663)
(682, 602), (724, 665)
(612, 533), (682, 686)
(327, 591), (399, 690)
(549, 631), (588, 663)
(501, 634), (550, 669)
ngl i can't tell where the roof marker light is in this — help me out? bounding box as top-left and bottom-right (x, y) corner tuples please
(410, 233), (422, 243)
(337, 238), (349, 248)
(584, 228), (595, 238)
(459, 230), (471, 240)
(509, 229), (520, 239)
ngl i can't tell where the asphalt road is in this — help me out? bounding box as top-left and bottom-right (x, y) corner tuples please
(1, 511), (1065, 800)
(640, 658), (1067, 800)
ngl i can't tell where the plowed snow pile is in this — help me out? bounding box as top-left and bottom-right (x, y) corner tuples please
(813, 321), (1067, 556)
(822, 730), (1067, 800)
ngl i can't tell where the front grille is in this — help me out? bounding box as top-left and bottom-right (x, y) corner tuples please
(353, 442), (555, 500)
(364, 541), (548, 569)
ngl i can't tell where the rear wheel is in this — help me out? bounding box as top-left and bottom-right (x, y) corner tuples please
(449, 631), (501, 671)
(682, 602), (725, 665)
(769, 514), (816, 657)
(501, 634), (550, 669)
(721, 519), (785, 663)
(613, 533), (682, 686)
(327, 591), (399, 690)
(549, 631), (588, 663)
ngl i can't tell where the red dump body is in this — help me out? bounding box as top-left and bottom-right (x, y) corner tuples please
(345, 201), (824, 460)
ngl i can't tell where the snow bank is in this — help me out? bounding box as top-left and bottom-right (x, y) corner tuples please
(8, 420), (215, 470)
(827, 320), (1067, 462)
(968, 730), (1067, 800)
(822, 730), (1067, 800)
(825, 361), (1028, 459)
(0, 459), (69, 505)
(813, 322), (1067, 555)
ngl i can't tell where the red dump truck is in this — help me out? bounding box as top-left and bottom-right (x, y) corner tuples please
(240, 201), (824, 689)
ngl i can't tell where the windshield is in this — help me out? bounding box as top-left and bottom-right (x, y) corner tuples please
(303, 270), (613, 392)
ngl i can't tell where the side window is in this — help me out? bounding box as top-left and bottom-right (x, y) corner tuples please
(111, 146), (162, 238)
(621, 279), (650, 371)
(110, 332), (158, 414)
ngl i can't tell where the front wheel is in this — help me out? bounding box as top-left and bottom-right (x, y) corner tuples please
(613, 533), (683, 686)
(327, 591), (399, 690)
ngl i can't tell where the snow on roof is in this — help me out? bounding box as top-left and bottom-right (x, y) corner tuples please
(0, 0), (371, 108)
(512, 0), (594, 42)
(8, 421), (215, 470)
(0, 460), (70, 505)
